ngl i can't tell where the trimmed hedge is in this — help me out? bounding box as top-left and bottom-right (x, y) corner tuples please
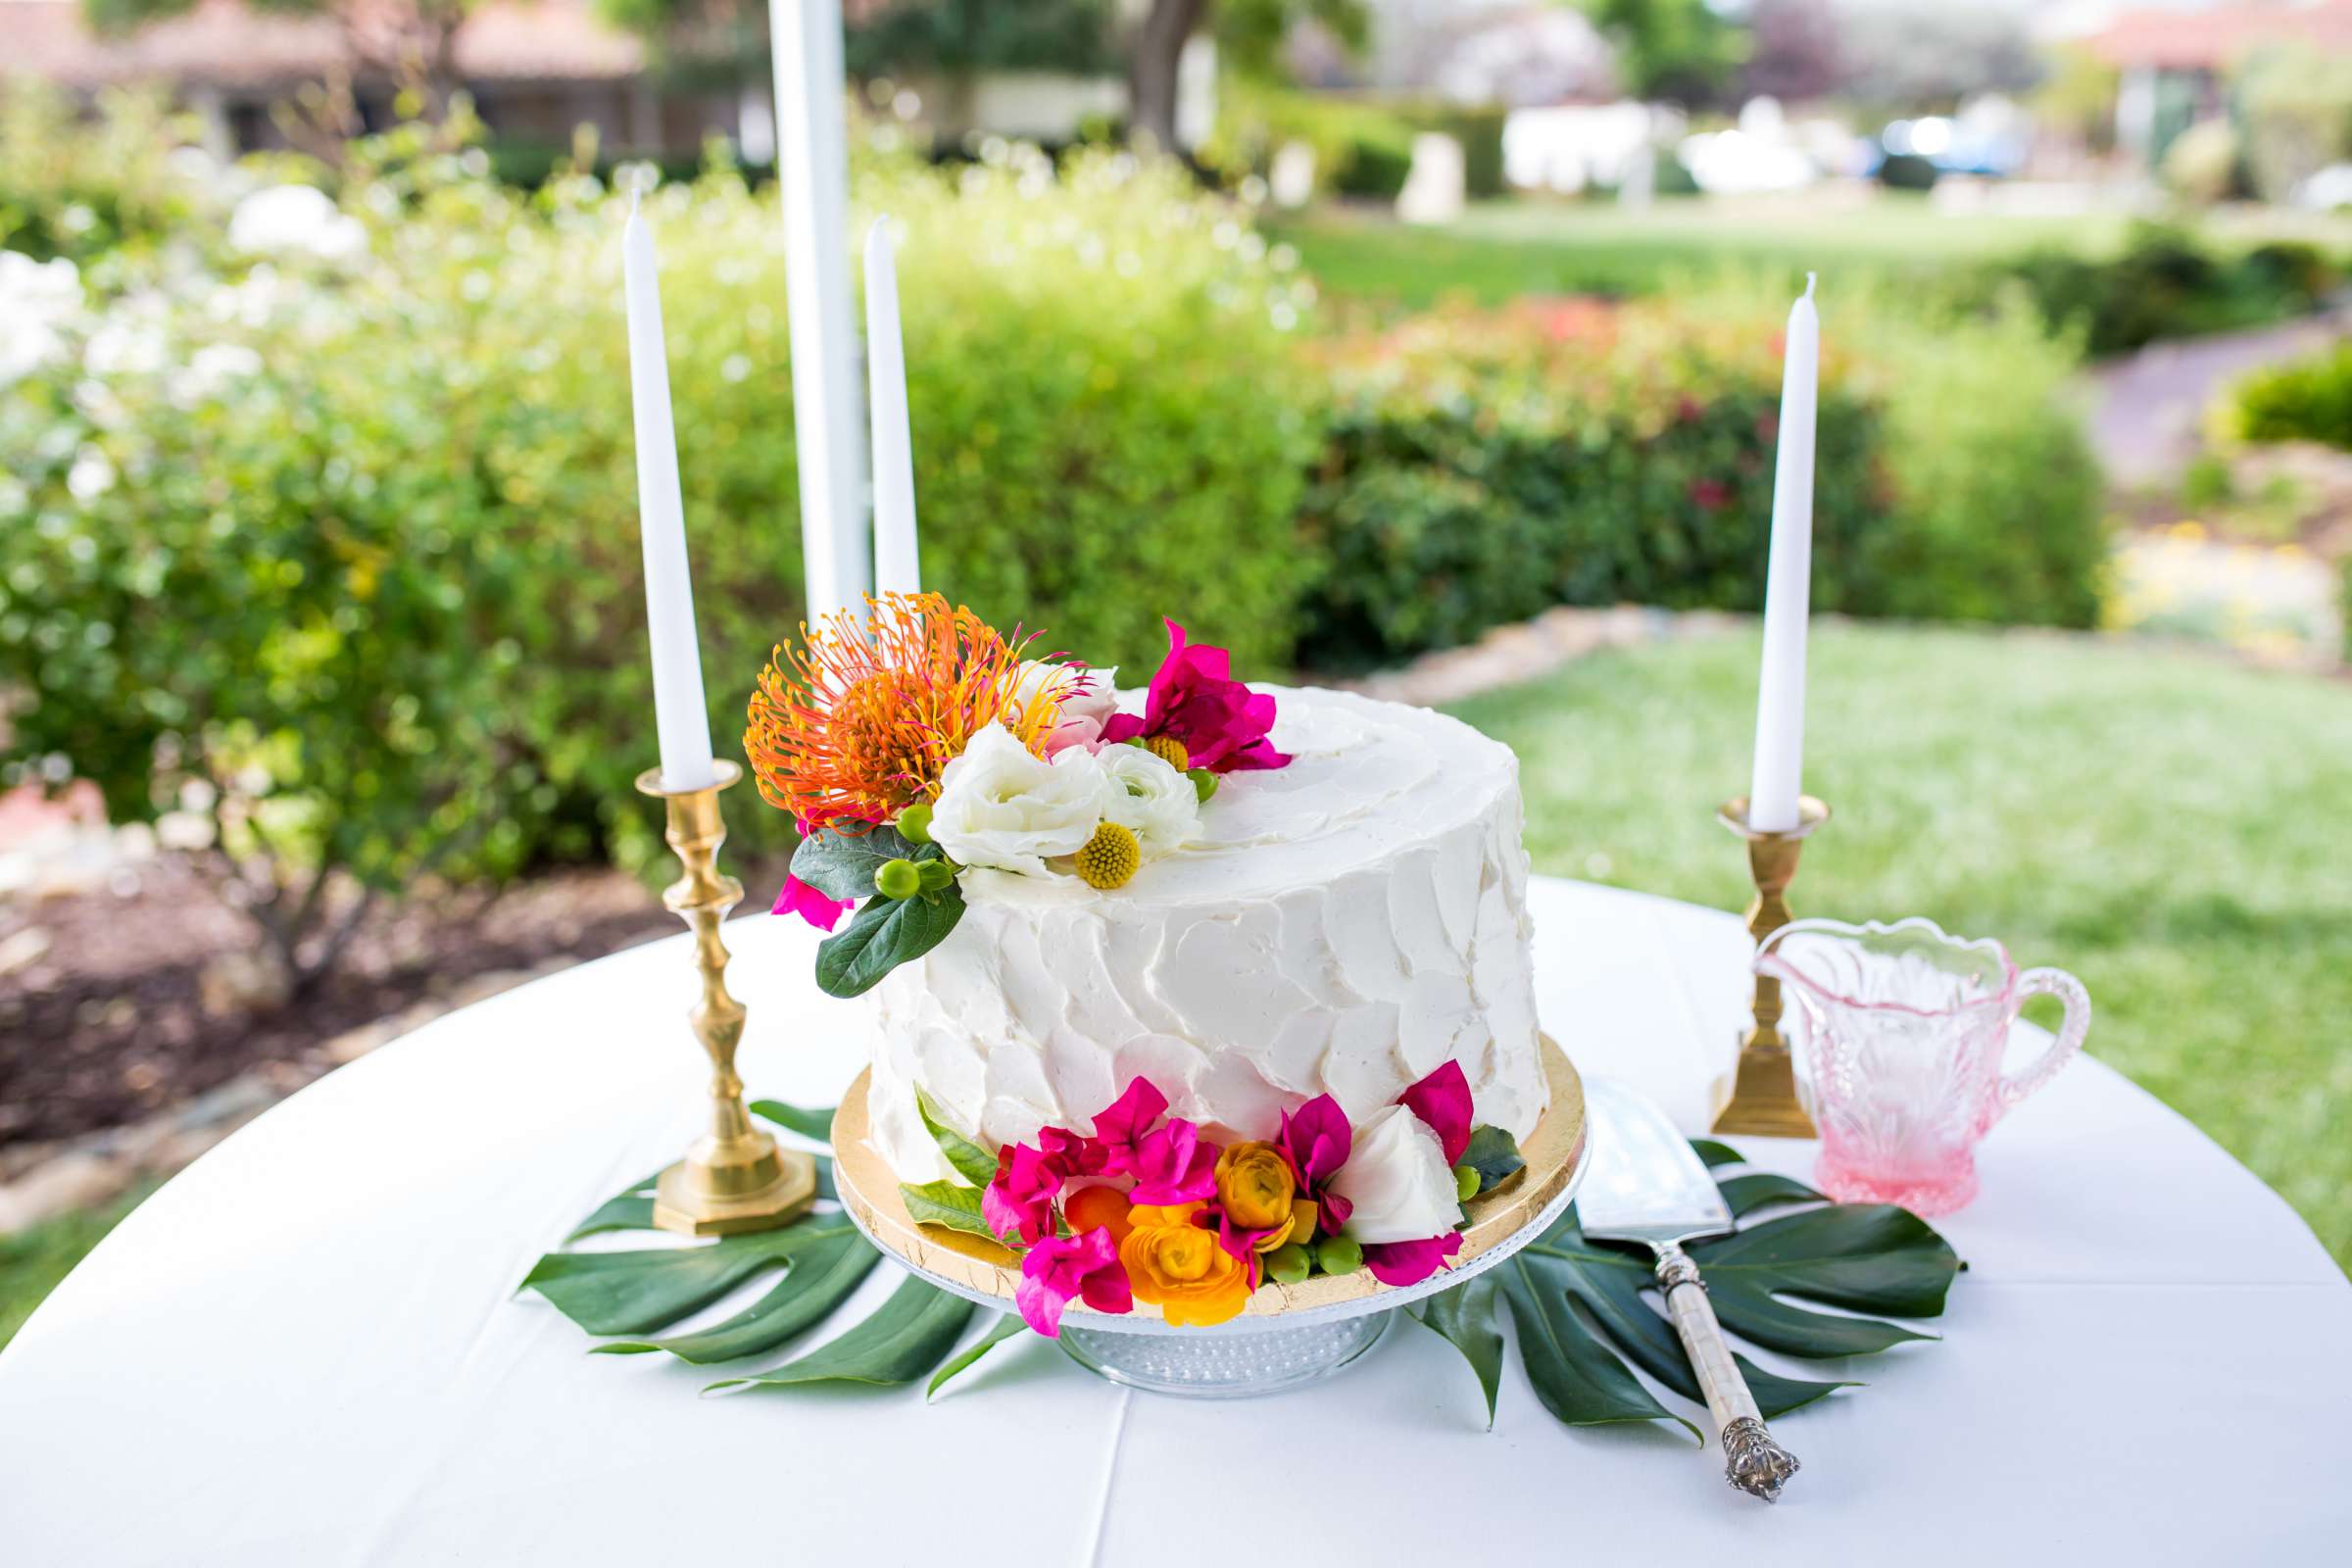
(1296, 292), (2106, 669)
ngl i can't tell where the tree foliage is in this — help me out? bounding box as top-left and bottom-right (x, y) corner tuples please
(1574, 0), (1748, 108)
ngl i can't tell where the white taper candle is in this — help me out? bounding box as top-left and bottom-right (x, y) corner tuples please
(864, 217), (919, 599)
(1748, 273), (1818, 834)
(622, 193), (717, 793)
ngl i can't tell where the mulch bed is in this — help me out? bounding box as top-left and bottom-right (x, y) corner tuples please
(0, 854), (787, 1152)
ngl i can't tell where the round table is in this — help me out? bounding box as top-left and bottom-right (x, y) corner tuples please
(5, 879), (2347, 1564)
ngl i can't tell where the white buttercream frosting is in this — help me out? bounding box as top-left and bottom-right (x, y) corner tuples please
(864, 685), (1547, 1184)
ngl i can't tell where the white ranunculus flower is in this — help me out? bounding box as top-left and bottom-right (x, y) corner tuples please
(1329, 1104), (1461, 1245)
(1096, 744), (1200, 858)
(929, 722), (1109, 877)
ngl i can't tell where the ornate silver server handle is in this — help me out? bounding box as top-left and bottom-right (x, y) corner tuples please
(1655, 1244), (1800, 1501)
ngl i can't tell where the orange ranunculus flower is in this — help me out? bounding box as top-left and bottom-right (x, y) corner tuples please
(1119, 1203), (1252, 1327)
(1215, 1143), (1296, 1229)
(1063, 1183), (1135, 1243)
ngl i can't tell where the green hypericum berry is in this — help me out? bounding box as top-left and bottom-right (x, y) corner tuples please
(1189, 767), (1217, 803)
(1454, 1163), (1482, 1201)
(1265, 1244), (1311, 1285)
(895, 803), (934, 844)
(875, 858), (921, 900)
(916, 858), (956, 892)
(1315, 1236), (1363, 1276)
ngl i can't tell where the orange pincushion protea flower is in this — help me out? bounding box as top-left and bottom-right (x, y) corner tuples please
(745, 592), (1072, 829)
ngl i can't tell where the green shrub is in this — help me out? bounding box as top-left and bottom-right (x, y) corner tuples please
(1295, 288), (2105, 668)
(2230, 342), (2352, 449)
(1427, 107), (1507, 200)
(0, 82), (224, 265)
(1, 113), (1319, 947)
(1986, 221), (2337, 357)
(1200, 81), (1420, 202)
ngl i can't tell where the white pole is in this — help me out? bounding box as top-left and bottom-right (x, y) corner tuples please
(769, 0), (870, 628)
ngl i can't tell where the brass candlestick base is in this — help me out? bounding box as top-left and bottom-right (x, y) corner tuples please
(636, 759), (815, 1236)
(1714, 794), (1830, 1139)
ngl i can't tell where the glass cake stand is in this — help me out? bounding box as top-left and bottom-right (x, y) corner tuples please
(830, 1039), (1590, 1399)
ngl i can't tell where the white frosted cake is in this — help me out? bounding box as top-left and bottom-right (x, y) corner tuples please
(865, 685), (1547, 1186)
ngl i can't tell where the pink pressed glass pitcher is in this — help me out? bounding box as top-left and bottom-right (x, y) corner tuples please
(1755, 917), (2091, 1216)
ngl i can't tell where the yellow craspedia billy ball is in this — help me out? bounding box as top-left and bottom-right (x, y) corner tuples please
(1141, 734), (1189, 772)
(1074, 820), (1142, 889)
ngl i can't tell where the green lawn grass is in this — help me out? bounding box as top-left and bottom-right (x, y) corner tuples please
(1448, 622), (2352, 1274)
(0, 1185), (149, 1350)
(1273, 196), (2352, 312)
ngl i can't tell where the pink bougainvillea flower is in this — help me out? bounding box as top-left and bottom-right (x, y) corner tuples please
(983, 1142), (1065, 1246)
(1277, 1094), (1354, 1231)
(771, 871), (855, 933)
(1361, 1230), (1463, 1288)
(1400, 1060), (1474, 1165)
(1037, 1124), (1109, 1179)
(1014, 1226), (1133, 1337)
(1210, 1212), (1266, 1287)
(1089, 1077), (1170, 1176)
(1127, 1118), (1220, 1205)
(1099, 619), (1292, 774)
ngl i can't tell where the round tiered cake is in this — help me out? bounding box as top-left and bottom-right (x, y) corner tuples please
(864, 684), (1548, 1187)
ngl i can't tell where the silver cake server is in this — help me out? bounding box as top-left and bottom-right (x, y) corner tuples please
(1579, 1076), (1800, 1502)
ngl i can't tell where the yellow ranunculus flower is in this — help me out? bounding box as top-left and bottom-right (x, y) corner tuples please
(1119, 1202), (1253, 1327)
(1214, 1142), (1298, 1231)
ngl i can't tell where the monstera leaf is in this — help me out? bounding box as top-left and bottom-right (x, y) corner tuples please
(524, 1102), (1000, 1392)
(1414, 1144), (1960, 1438)
(529, 1104), (1958, 1427)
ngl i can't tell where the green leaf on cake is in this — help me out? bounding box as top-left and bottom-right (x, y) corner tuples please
(590, 1224), (882, 1363)
(927, 1313), (1027, 1399)
(708, 1274), (976, 1392)
(1459, 1125), (1526, 1195)
(750, 1099), (837, 1145)
(814, 881), (965, 998)
(1412, 1275), (1505, 1428)
(917, 1085), (1000, 1188)
(900, 1178), (1012, 1245)
(791, 824), (942, 902)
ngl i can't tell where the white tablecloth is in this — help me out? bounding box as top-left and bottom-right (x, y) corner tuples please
(4, 879), (2347, 1565)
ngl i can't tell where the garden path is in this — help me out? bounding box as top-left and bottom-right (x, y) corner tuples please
(2090, 315), (2343, 486)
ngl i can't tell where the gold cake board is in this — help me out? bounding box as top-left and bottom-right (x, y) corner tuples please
(831, 1036), (1587, 1329)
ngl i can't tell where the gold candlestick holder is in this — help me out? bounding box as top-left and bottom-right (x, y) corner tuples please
(636, 759), (815, 1236)
(1714, 794), (1830, 1139)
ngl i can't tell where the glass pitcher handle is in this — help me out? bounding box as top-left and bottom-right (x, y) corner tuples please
(1996, 967), (2092, 1113)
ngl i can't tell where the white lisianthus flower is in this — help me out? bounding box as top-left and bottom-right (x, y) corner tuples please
(1096, 744), (1200, 858)
(1329, 1104), (1461, 1245)
(929, 722), (1108, 877)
